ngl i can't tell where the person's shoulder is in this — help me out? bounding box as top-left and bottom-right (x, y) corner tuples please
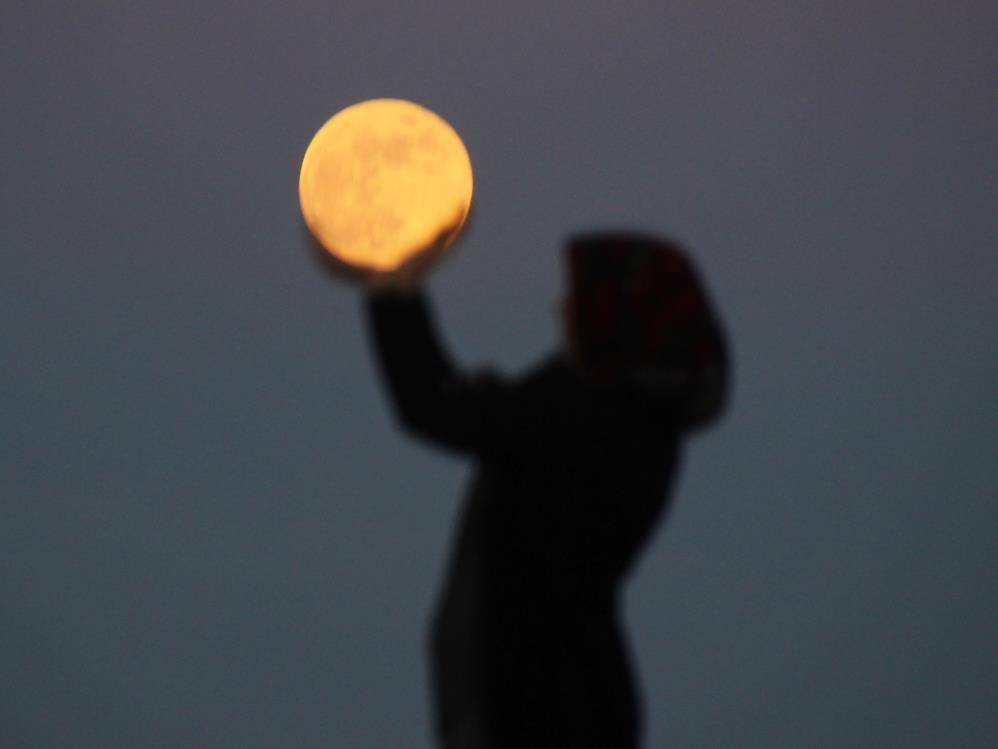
(462, 355), (567, 395)
(518, 354), (577, 389)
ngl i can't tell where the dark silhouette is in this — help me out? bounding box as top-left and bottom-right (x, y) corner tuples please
(364, 232), (729, 748)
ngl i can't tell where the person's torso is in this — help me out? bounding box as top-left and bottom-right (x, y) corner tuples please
(430, 360), (680, 739)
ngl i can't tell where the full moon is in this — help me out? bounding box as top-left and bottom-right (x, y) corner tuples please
(299, 99), (474, 272)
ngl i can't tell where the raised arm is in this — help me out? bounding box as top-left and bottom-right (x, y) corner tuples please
(363, 286), (701, 458)
(364, 287), (514, 453)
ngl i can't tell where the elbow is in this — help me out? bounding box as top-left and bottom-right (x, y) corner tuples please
(385, 393), (473, 454)
(387, 396), (448, 445)
(390, 401), (433, 439)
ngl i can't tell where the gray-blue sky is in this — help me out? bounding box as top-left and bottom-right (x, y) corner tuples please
(3, 1), (997, 746)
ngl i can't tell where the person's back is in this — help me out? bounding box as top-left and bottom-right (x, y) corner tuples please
(364, 232), (728, 747)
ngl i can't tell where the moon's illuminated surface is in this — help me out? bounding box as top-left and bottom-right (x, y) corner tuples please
(299, 99), (474, 272)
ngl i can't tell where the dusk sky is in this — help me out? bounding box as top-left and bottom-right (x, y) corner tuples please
(3, 2), (997, 746)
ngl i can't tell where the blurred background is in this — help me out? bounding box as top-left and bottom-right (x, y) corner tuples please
(3, 1), (996, 746)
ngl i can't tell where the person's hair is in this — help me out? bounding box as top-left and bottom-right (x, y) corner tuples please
(566, 231), (728, 428)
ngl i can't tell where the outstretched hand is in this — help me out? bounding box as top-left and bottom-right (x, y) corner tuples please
(305, 219), (458, 295)
(360, 232), (454, 295)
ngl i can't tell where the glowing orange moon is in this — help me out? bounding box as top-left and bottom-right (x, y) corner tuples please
(299, 99), (474, 272)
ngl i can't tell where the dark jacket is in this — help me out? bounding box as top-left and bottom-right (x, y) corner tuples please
(366, 289), (696, 747)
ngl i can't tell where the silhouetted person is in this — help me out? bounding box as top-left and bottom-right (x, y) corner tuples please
(363, 232), (728, 748)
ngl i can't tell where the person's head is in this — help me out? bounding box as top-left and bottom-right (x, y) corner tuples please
(561, 230), (729, 429)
